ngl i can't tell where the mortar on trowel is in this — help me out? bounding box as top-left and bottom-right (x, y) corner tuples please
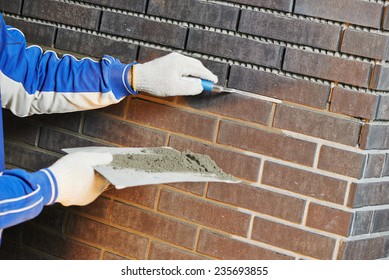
(63, 146), (239, 189)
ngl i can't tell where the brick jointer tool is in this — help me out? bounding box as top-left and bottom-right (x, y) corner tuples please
(201, 79), (282, 104)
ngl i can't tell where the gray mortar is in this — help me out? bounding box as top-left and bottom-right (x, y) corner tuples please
(111, 147), (236, 181)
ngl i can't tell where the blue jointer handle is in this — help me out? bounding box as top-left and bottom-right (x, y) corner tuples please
(201, 79), (215, 92)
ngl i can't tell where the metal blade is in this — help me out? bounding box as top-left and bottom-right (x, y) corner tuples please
(220, 87), (282, 104)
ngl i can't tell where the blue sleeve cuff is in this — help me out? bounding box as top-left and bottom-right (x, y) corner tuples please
(108, 59), (138, 99)
(31, 169), (58, 205)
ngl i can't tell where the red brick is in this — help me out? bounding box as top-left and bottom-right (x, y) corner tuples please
(360, 123), (389, 150)
(158, 189), (251, 237)
(229, 65), (330, 109)
(127, 98), (217, 141)
(283, 48), (372, 88)
(306, 203), (353, 236)
(106, 185), (158, 209)
(261, 161), (348, 204)
(251, 217), (336, 259)
(177, 92), (273, 125)
(83, 112), (167, 147)
(73, 196), (111, 219)
(111, 201), (197, 249)
(318, 146), (366, 179)
(23, 225), (101, 260)
(239, 10), (341, 51)
(274, 104), (362, 146)
(217, 120), (317, 166)
(66, 214), (149, 259)
(330, 87), (379, 120)
(149, 242), (207, 260)
(294, 0), (383, 29)
(103, 252), (126, 260)
(168, 182), (206, 196)
(197, 230), (293, 260)
(169, 135), (261, 181)
(207, 182), (305, 223)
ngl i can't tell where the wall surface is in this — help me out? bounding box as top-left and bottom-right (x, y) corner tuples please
(1, 0), (389, 260)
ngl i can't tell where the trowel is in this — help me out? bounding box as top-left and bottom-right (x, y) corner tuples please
(63, 146), (240, 189)
(201, 79), (282, 104)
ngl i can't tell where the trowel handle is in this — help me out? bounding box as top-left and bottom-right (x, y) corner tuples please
(201, 79), (215, 92)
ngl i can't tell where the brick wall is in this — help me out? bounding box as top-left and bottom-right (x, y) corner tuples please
(1, 0), (389, 260)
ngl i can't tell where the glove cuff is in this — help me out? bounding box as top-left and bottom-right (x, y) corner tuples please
(31, 169), (58, 205)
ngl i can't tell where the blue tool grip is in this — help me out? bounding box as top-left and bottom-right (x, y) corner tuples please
(201, 79), (214, 92)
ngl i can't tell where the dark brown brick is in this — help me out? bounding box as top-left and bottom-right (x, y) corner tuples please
(274, 104), (362, 146)
(187, 29), (284, 68)
(330, 87), (379, 120)
(23, 225), (101, 260)
(73, 196), (111, 219)
(83, 112), (167, 147)
(32, 112), (82, 132)
(178, 93), (273, 125)
(4, 142), (58, 171)
(352, 211), (373, 236)
(66, 214), (149, 259)
(3, 110), (39, 146)
(348, 182), (389, 208)
(105, 185), (158, 209)
(294, 0), (383, 29)
(338, 236), (389, 260)
(169, 135), (262, 182)
(1, 0), (23, 13)
(360, 123), (389, 150)
(283, 48), (372, 88)
(229, 66), (330, 109)
(100, 11), (187, 48)
(225, 0), (293, 12)
(198, 230), (293, 260)
(0, 239), (51, 260)
(55, 29), (138, 63)
(341, 29), (389, 60)
(168, 182), (206, 196)
(103, 252), (126, 260)
(207, 182), (305, 223)
(252, 217), (336, 259)
(383, 6), (389, 31)
(262, 161), (348, 204)
(30, 206), (66, 233)
(306, 203), (353, 236)
(23, 0), (101, 30)
(158, 189), (251, 237)
(217, 120), (317, 166)
(39, 128), (98, 154)
(127, 98), (217, 141)
(239, 10), (341, 51)
(4, 17), (56, 46)
(111, 201), (197, 249)
(148, 0), (240, 30)
(318, 146), (366, 179)
(79, 0), (147, 12)
(364, 154), (385, 178)
(149, 242), (207, 260)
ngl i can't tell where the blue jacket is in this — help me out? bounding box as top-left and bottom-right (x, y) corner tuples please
(0, 14), (136, 242)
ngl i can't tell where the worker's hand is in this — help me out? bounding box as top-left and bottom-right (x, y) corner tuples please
(133, 52), (218, 97)
(48, 152), (113, 206)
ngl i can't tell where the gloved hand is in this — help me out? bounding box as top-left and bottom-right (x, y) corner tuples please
(49, 152), (113, 206)
(133, 52), (218, 97)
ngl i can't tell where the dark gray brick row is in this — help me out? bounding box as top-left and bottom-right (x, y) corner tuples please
(225, 0), (293, 12)
(1, 0), (23, 14)
(77, 0), (148, 12)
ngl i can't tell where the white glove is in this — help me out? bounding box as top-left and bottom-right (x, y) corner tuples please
(133, 52), (218, 97)
(49, 152), (113, 206)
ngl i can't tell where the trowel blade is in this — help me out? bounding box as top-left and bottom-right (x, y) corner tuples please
(221, 87), (282, 104)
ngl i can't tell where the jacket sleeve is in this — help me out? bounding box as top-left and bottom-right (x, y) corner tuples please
(0, 169), (57, 230)
(0, 14), (136, 117)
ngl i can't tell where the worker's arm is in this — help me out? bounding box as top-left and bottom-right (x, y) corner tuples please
(0, 14), (217, 117)
(0, 152), (112, 231)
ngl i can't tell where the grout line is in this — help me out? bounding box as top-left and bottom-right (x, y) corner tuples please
(312, 143), (321, 169)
